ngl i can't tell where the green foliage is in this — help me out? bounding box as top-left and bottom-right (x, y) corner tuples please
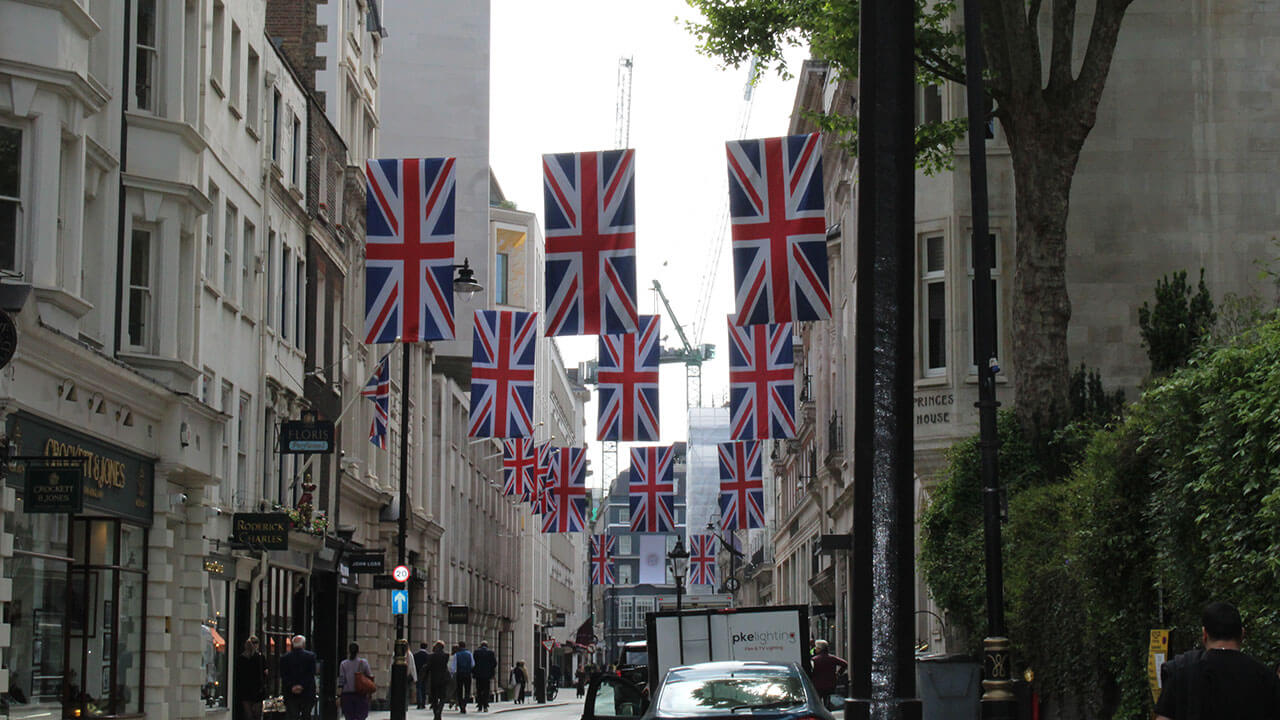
(683, 0), (968, 175)
(1138, 269), (1216, 375)
(923, 315), (1280, 719)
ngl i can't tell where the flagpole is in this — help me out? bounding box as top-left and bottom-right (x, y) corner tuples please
(390, 341), (411, 720)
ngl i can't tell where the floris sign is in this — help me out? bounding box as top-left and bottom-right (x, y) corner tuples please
(231, 513), (290, 550)
(23, 457), (85, 513)
(279, 420), (335, 455)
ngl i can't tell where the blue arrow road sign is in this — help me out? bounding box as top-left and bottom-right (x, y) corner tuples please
(392, 589), (408, 615)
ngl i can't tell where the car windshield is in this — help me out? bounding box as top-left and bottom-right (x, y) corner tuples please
(655, 668), (807, 715)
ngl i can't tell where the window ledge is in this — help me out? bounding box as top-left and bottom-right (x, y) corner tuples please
(963, 373), (1008, 385)
(246, 124), (260, 142)
(203, 282), (222, 300)
(229, 103), (242, 120)
(914, 375), (949, 389)
(209, 76), (225, 99)
(222, 299), (241, 315)
(33, 286), (94, 319)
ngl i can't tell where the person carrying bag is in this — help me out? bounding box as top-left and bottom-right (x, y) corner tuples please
(337, 643), (375, 720)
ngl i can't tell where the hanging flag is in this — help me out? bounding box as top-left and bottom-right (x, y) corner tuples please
(718, 441), (766, 530)
(468, 309), (537, 438)
(364, 157), (457, 342)
(503, 438), (538, 501)
(637, 535), (668, 585)
(726, 134), (831, 325)
(689, 534), (718, 586)
(534, 443), (556, 514)
(590, 534), (617, 585)
(541, 446), (588, 533)
(628, 445), (677, 533)
(728, 320), (796, 440)
(361, 351), (391, 449)
(597, 314), (660, 441)
(543, 149), (639, 336)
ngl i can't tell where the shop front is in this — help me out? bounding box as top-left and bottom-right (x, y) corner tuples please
(3, 412), (154, 719)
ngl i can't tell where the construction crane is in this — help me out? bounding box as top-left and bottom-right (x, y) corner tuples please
(615, 56), (634, 149)
(653, 280), (716, 409)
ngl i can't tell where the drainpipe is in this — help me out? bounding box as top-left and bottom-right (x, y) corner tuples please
(113, 0), (132, 356)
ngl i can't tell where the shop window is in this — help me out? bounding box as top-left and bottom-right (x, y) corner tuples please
(202, 571), (230, 708)
(617, 597), (634, 629)
(3, 501), (71, 712)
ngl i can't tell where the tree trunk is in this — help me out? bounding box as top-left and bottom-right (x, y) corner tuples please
(1005, 110), (1085, 433)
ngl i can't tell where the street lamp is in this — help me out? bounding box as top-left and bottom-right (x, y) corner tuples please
(389, 262), (483, 720)
(667, 537), (689, 612)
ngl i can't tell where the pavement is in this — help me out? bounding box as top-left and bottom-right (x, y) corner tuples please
(367, 694), (586, 719)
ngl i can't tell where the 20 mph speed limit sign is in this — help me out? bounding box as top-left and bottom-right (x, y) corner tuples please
(392, 565), (410, 583)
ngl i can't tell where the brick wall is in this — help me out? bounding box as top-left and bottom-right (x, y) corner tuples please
(264, 0), (325, 96)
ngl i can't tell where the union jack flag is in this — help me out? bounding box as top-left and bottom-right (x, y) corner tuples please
(502, 438), (538, 501)
(542, 447), (588, 533)
(590, 534), (617, 585)
(689, 534), (717, 586)
(629, 445), (677, 533)
(365, 157), (457, 342)
(468, 310), (538, 438)
(543, 149), (639, 336)
(728, 320), (796, 440)
(361, 351), (391, 449)
(533, 443), (555, 514)
(718, 441), (766, 530)
(598, 315), (660, 441)
(726, 134), (831, 325)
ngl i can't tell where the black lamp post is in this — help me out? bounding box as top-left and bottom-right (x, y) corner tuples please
(389, 260), (482, 720)
(667, 537), (689, 611)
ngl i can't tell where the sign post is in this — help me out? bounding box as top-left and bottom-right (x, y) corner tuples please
(392, 589), (409, 616)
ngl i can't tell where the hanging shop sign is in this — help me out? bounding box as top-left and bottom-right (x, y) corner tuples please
(551, 612), (566, 627)
(21, 456), (85, 513)
(231, 513), (291, 550)
(279, 419), (335, 454)
(448, 605), (469, 625)
(372, 574), (401, 589)
(5, 412), (154, 523)
(347, 551), (386, 574)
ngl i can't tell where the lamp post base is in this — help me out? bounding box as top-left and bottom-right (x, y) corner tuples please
(389, 637), (408, 720)
(980, 636), (1017, 720)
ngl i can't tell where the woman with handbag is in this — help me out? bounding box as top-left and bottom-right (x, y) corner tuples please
(337, 642), (375, 720)
(235, 636), (268, 720)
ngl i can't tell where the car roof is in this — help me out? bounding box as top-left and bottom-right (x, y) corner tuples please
(665, 660), (799, 678)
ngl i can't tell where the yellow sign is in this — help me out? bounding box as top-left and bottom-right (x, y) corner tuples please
(1148, 629), (1170, 704)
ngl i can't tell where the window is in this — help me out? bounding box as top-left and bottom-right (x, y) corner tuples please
(202, 569), (230, 708)
(920, 234), (946, 376)
(291, 115), (301, 187)
(237, 393), (250, 506)
(262, 408), (276, 503)
(634, 597), (655, 626)
(221, 381), (233, 477)
(617, 506), (630, 525)
(242, 219), (255, 309)
(295, 257), (305, 349)
(210, 1), (225, 89)
(281, 246), (291, 340)
(618, 535), (633, 555)
(618, 564), (633, 585)
(265, 230), (277, 328)
(126, 226), (154, 349)
(201, 369), (214, 404)
(246, 48), (260, 131)
(229, 22), (241, 110)
(205, 184), (219, 283)
(968, 233), (1001, 370)
(271, 89), (281, 164)
(495, 252), (509, 304)
(618, 597), (634, 629)
(915, 84), (942, 126)
(134, 0), (159, 111)
(223, 202), (237, 297)
(0, 126), (22, 271)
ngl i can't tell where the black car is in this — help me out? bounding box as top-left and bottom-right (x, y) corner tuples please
(583, 660), (836, 720)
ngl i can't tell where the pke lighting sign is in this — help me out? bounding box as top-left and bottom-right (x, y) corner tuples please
(279, 420), (335, 454)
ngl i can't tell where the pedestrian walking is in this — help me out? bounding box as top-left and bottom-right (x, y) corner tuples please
(278, 634), (318, 720)
(336, 643), (374, 720)
(512, 661), (528, 705)
(810, 639), (848, 709)
(473, 640), (497, 712)
(1156, 601), (1280, 720)
(575, 666), (587, 698)
(234, 636), (267, 720)
(390, 643), (417, 708)
(425, 641), (452, 720)
(413, 642), (431, 710)
(454, 640), (475, 713)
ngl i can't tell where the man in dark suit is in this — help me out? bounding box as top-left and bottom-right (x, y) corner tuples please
(413, 642), (432, 709)
(278, 634), (318, 720)
(472, 640), (498, 712)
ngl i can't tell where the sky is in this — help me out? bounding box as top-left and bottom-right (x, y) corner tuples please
(489, 0), (807, 486)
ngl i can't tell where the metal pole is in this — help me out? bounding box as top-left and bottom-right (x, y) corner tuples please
(676, 577), (685, 664)
(961, 0), (1016, 715)
(389, 343), (411, 719)
(848, 0), (920, 716)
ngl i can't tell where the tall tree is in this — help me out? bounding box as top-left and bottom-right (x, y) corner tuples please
(686, 0), (1137, 429)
